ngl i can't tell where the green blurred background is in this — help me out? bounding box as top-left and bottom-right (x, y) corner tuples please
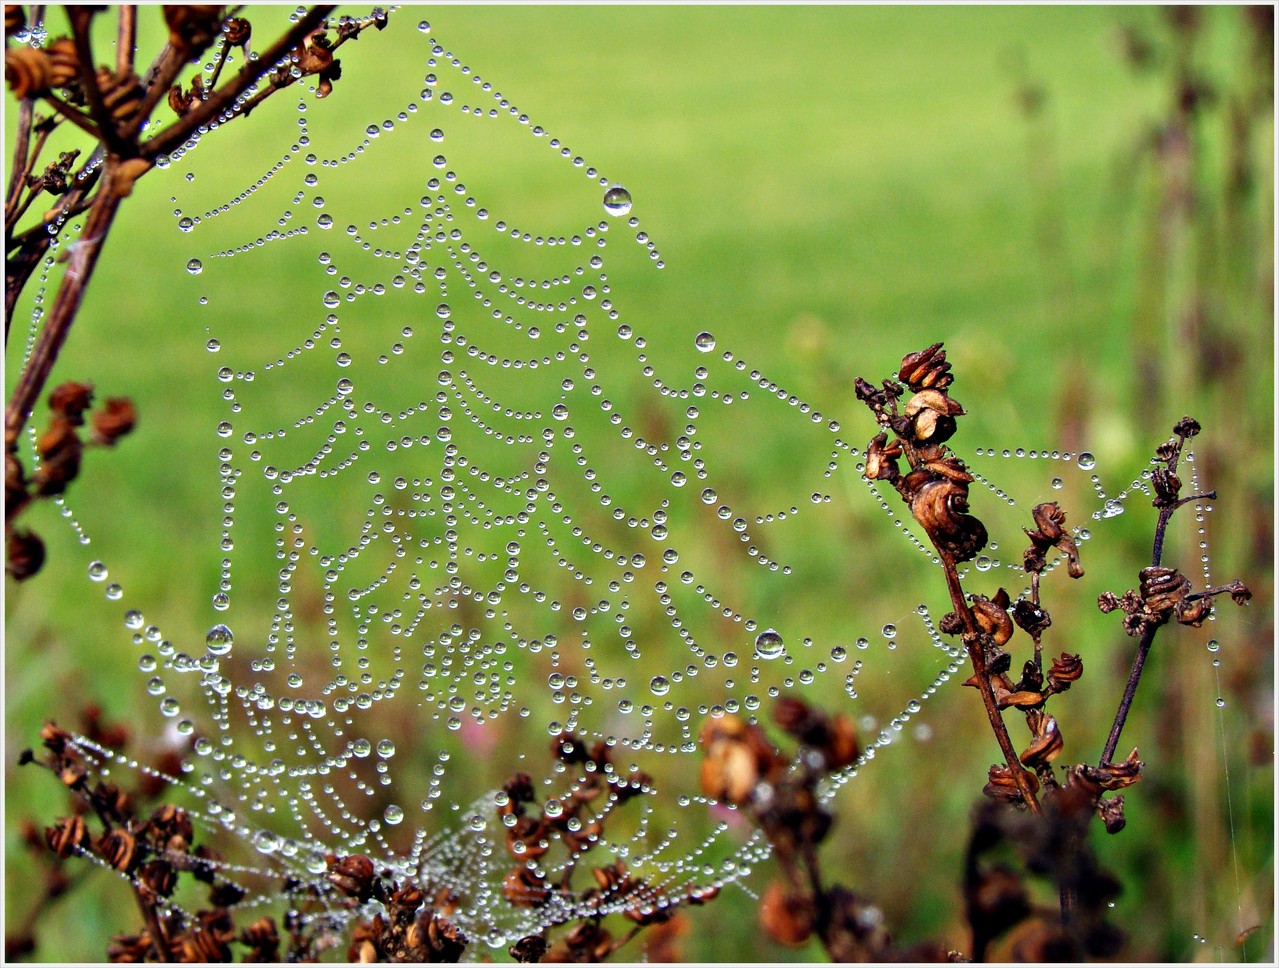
(5, 5), (1272, 962)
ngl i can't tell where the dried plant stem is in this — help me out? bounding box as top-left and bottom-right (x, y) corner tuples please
(941, 556), (1043, 815)
(5, 175), (122, 442)
(132, 886), (173, 962)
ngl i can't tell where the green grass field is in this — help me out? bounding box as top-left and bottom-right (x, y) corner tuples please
(5, 6), (1272, 962)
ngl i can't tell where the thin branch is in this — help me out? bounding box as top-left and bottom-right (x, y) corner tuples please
(4, 167), (125, 443)
(140, 5), (335, 161)
(66, 6), (130, 157)
(115, 6), (136, 77)
(5, 99), (36, 219)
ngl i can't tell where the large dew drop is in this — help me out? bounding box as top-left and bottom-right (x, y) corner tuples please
(694, 331), (716, 353)
(602, 185), (632, 216)
(754, 628), (784, 660)
(205, 623), (234, 655)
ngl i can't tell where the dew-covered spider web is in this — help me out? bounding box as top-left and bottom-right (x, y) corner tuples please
(10, 9), (1253, 957)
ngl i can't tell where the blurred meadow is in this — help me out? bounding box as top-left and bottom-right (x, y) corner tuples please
(5, 5), (1273, 962)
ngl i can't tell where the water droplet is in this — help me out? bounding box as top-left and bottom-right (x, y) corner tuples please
(206, 338), (220, 352)
(602, 185), (632, 216)
(544, 798), (564, 819)
(1215, 697), (1226, 708)
(881, 624), (897, 639)
(755, 629), (784, 659)
(205, 623), (234, 656)
(1051, 477), (1064, 489)
(650, 675), (670, 696)
(87, 560), (107, 581)
(1077, 452), (1096, 470)
(694, 331), (716, 353)
(974, 555), (992, 572)
(186, 258), (203, 275)
(384, 804), (404, 825)
(1206, 640), (1220, 653)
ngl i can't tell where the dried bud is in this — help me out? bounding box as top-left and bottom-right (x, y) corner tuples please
(863, 432), (901, 482)
(825, 713), (861, 770)
(971, 591), (1014, 646)
(897, 343), (953, 390)
(502, 867), (550, 908)
(1046, 653), (1083, 691)
(45, 815), (89, 858)
(698, 714), (783, 806)
(1025, 502), (1083, 578)
(1083, 748), (1143, 791)
(137, 859), (177, 899)
(759, 880), (813, 946)
(983, 763), (1039, 804)
(167, 73), (204, 117)
(223, 16), (251, 48)
(1174, 596), (1212, 627)
(5, 47), (52, 98)
(418, 911), (466, 961)
(6, 528), (45, 580)
(1173, 416), (1201, 438)
(508, 933), (548, 963)
(95, 828), (138, 873)
(94, 68), (145, 122)
(1139, 565), (1191, 613)
(922, 455), (975, 483)
(164, 5), (225, 58)
(1097, 794), (1126, 834)
(550, 731), (590, 764)
(90, 397), (136, 445)
(505, 814), (548, 860)
(910, 478), (987, 563)
(327, 853), (377, 901)
(1019, 711), (1063, 767)
(49, 381), (94, 422)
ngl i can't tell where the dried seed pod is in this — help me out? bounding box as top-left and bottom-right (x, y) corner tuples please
(863, 432), (901, 482)
(698, 715), (783, 806)
(1019, 711), (1063, 767)
(137, 859), (177, 898)
(983, 763), (1038, 804)
(502, 867), (549, 908)
(911, 478), (988, 562)
(48, 381), (94, 423)
(223, 16), (251, 48)
(95, 828), (138, 873)
(91, 397), (137, 446)
(1174, 596), (1211, 626)
(759, 880), (814, 946)
(897, 342), (953, 390)
(971, 591), (1014, 647)
(44, 815), (89, 858)
(5, 46), (51, 98)
(164, 4), (225, 58)
(94, 67), (145, 122)
(1097, 794), (1126, 834)
(6, 528), (45, 580)
(1083, 748), (1143, 791)
(505, 814), (548, 860)
(1046, 652), (1083, 691)
(326, 853), (377, 901)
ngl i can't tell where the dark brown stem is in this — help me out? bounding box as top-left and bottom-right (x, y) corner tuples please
(116, 5), (136, 77)
(5, 99), (35, 221)
(132, 887), (173, 962)
(141, 5), (335, 161)
(941, 555), (1042, 814)
(4, 168), (124, 449)
(1100, 624), (1158, 767)
(66, 7), (129, 157)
